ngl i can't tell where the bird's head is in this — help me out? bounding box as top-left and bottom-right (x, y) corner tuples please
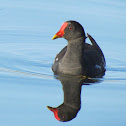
(52, 21), (86, 41)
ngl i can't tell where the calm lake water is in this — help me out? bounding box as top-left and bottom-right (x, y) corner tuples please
(0, 0), (126, 126)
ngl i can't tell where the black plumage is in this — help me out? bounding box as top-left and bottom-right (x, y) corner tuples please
(52, 21), (106, 78)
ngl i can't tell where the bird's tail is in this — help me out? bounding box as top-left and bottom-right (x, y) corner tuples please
(87, 33), (105, 62)
(87, 33), (103, 53)
(87, 33), (99, 48)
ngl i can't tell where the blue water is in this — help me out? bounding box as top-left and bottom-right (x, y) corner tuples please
(0, 0), (126, 126)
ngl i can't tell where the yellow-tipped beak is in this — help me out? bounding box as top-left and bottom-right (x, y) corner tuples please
(52, 34), (60, 40)
(47, 106), (56, 112)
(47, 106), (52, 110)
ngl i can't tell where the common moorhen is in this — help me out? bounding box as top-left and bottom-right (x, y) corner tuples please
(52, 21), (106, 78)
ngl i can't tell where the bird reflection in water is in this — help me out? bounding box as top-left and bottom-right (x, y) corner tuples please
(47, 76), (100, 122)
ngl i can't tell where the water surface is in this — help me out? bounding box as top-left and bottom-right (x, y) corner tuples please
(0, 0), (126, 126)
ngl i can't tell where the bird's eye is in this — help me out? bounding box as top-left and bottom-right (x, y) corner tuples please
(69, 26), (73, 30)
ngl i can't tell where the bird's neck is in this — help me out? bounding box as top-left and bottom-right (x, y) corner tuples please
(64, 84), (81, 109)
(62, 78), (82, 110)
(61, 37), (85, 66)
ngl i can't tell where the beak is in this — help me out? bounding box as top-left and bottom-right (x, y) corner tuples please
(47, 106), (56, 111)
(52, 22), (68, 40)
(52, 34), (60, 40)
(47, 106), (60, 121)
